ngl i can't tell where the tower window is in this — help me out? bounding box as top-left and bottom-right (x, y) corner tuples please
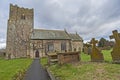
(21, 14), (25, 20)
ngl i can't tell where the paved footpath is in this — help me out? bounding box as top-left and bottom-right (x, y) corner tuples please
(23, 58), (50, 80)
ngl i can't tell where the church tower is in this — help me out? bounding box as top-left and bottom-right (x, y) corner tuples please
(6, 4), (34, 58)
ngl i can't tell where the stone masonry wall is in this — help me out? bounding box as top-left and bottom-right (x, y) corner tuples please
(71, 41), (83, 52)
(30, 40), (71, 58)
(6, 4), (34, 58)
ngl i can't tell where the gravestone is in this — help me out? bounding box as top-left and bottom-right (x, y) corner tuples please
(83, 46), (88, 54)
(47, 53), (58, 65)
(83, 43), (92, 55)
(109, 30), (120, 63)
(47, 51), (80, 65)
(88, 47), (92, 55)
(57, 51), (80, 64)
(90, 38), (104, 62)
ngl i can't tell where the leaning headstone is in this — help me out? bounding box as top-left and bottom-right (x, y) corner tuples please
(109, 30), (120, 63)
(90, 38), (104, 62)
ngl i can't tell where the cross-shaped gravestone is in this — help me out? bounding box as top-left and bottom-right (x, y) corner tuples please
(91, 38), (98, 47)
(90, 38), (104, 62)
(109, 30), (120, 63)
(110, 30), (120, 43)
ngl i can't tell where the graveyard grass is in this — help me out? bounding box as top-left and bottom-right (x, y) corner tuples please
(40, 57), (48, 67)
(41, 49), (120, 80)
(0, 58), (32, 80)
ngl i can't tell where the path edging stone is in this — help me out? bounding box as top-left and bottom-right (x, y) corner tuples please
(46, 68), (57, 80)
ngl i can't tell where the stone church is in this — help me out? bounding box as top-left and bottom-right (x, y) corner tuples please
(6, 4), (83, 58)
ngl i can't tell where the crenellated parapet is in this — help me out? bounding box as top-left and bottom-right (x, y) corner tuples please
(9, 4), (33, 21)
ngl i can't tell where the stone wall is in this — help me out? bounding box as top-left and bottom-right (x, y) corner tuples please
(0, 49), (6, 57)
(29, 39), (83, 58)
(6, 4), (34, 58)
(30, 40), (71, 58)
(71, 41), (83, 52)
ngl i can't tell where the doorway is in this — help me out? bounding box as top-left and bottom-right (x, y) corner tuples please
(35, 50), (39, 58)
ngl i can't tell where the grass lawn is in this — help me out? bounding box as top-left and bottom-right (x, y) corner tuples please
(102, 49), (113, 62)
(49, 62), (120, 80)
(81, 49), (113, 62)
(0, 58), (32, 80)
(40, 57), (48, 67)
(41, 49), (120, 80)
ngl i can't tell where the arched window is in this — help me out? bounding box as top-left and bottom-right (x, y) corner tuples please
(47, 42), (54, 52)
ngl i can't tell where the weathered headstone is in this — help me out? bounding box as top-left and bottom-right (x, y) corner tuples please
(83, 47), (92, 55)
(57, 51), (80, 64)
(109, 30), (120, 63)
(90, 38), (104, 62)
(88, 47), (92, 55)
(47, 53), (58, 65)
(83, 43), (92, 55)
(47, 51), (80, 65)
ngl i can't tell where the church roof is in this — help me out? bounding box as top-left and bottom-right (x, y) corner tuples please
(31, 29), (71, 40)
(68, 33), (83, 41)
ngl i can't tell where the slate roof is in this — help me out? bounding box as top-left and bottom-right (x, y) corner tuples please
(68, 33), (83, 41)
(31, 29), (71, 40)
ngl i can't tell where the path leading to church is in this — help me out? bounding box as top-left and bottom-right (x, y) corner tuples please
(24, 58), (50, 80)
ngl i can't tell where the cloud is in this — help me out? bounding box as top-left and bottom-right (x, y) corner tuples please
(0, 42), (6, 49)
(0, 38), (6, 49)
(36, 0), (120, 40)
(0, 0), (120, 48)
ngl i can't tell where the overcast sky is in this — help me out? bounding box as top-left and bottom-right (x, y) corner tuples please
(0, 0), (120, 48)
